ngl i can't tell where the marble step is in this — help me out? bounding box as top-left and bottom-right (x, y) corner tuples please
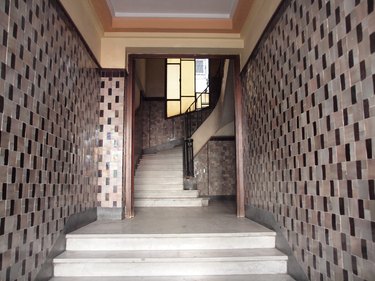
(66, 232), (276, 251)
(135, 184), (184, 191)
(53, 248), (288, 277)
(139, 158), (182, 164)
(134, 198), (209, 207)
(135, 170), (183, 178)
(135, 190), (199, 198)
(135, 177), (183, 185)
(143, 154), (181, 159)
(136, 164), (183, 171)
(50, 275), (296, 281)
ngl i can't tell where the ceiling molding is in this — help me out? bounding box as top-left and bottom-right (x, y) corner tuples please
(90, 0), (254, 33)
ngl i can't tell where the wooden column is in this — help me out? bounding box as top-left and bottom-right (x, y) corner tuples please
(234, 56), (245, 217)
(124, 56), (135, 218)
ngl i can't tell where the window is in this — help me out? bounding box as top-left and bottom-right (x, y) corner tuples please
(166, 58), (209, 118)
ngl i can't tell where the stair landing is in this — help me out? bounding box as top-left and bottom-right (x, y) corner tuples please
(51, 201), (295, 281)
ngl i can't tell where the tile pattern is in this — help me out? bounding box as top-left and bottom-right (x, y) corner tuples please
(194, 144), (209, 196)
(98, 74), (125, 208)
(0, 0), (100, 280)
(194, 140), (236, 196)
(241, 0), (375, 280)
(135, 104), (144, 167)
(142, 100), (184, 149)
(208, 140), (236, 196)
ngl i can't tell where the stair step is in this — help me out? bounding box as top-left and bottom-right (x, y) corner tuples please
(142, 154), (182, 159)
(66, 232), (276, 251)
(135, 178), (183, 185)
(139, 159), (182, 164)
(53, 249), (288, 277)
(135, 184), (183, 191)
(135, 171), (183, 178)
(136, 165), (183, 171)
(134, 198), (209, 207)
(135, 190), (199, 198)
(50, 275), (296, 281)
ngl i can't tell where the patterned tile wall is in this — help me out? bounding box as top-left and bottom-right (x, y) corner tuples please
(241, 0), (375, 280)
(0, 0), (100, 280)
(142, 100), (184, 149)
(135, 104), (144, 166)
(194, 144), (209, 195)
(194, 139), (236, 196)
(98, 72), (125, 208)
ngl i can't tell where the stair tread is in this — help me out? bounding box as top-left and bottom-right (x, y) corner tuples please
(66, 232), (276, 238)
(50, 274), (295, 281)
(135, 198), (199, 200)
(54, 248), (288, 262)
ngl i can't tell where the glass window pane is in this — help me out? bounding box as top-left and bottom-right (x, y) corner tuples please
(167, 101), (180, 117)
(201, 93), (209, 105)
(181, 97), (195, 113)
(196, 95), (202, 109)
(181, 60), (195, 97)
(167, 64), (180, 100)
(167, 58), (180, 64)
(195, 59), (209, 93)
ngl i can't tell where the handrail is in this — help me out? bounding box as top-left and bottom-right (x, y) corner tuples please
(184, 85), (209, 114)
(184, 62), (224, 116)
(183, 60), (224, 178)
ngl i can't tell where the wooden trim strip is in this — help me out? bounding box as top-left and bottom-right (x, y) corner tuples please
(101, 68), (127, 77)
(209, 136), (235, 141)
(124, 57), (135, 219)
(233, 56), (245, 218)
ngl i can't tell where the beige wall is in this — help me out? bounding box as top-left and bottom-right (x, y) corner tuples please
(146, 59), (165, 98)
(61, 0), (280, 71)
(60, 0), (102, 62)
(240, 0), (282, 68)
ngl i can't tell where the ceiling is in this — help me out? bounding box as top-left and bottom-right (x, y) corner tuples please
(90, 0), (254, 33)
(107, 0), (238, 19)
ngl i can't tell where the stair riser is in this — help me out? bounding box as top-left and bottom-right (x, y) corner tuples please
(54, 260), (287, 277)
(134, 185), (183, 191)
(66, 236), (276, 251)
(135, 178), (183, 185)
(136, 166), (183, 171)
(135, 198), (208, 207)
(135, 191), (198, 198)
(135, 171), (183, 178)
(142, 155), (182, 159)
(139, 160), (182, 164)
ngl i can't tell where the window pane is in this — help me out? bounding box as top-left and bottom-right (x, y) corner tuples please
(201, 93), (209, 105)
(181, 60), (195, 97)
(167, 64), (180, 100)
(195, 59), (209, 93)
(196, 95), (202, 109)
(167, 58), (180, 64)
(167, 101), (180, 117)
(181, 97), (195, 113)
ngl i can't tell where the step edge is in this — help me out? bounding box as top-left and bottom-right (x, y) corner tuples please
(66, 232), (276, 238)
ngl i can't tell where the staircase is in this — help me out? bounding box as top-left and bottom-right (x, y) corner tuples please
(134, 146), (208, 207)
(50, 207), (295, 280)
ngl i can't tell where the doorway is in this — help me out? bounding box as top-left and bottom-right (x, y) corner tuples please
(124, 54), (245, 219)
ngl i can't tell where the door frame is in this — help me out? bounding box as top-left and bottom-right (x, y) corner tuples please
(124, 54), (245, 218)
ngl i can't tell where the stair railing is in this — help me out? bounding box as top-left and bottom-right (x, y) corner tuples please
(183, 62), (224, 177)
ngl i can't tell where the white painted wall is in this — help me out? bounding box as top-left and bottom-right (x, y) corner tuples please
(192, 59), (235, 155)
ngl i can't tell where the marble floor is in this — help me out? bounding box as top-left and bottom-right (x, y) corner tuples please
(72, 199), (274, 235)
